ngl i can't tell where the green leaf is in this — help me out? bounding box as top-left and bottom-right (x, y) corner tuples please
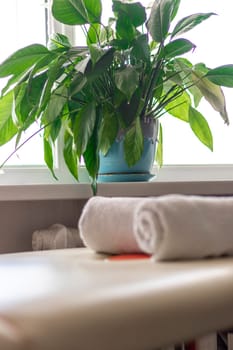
(172, 57), (193, 70)
(171, 13), (216, 38)
(153, 69), (164, 101)
(124, 117), (143, 167)
(170, 58), (202, 107)
(110, 38), (130, 50)
(48, 33), (72, 51)
(0, 44), (49, 78)
(26, 72), (48, 111)
(43, 136), (58, 180)
(188, 85), (203, 108)
(100, 18), (114, 44)
(73, 101), (96, 156)
(1, 71), (27, 96)
(13, 72), (48, 129)
(52, 0), (102, 25)
(113, 1), (146, 27)
(13, 81), (41, 131)
(206, 65), (233, 87)
(52, 0), (86, 24)
(83, 139), (99, 181)
(194, 62), (209, 75)
(115, 66), (139, 101)
(131, 34), (150, 63)
(155, 122), (163, 167)
(0, 91), (17, 146)
(11, 53), (56, 113)
(1, 52), (57, 96)
(163, 39), (195, 59)
(63, 129), (78, 180)
(115, 12), (136, 42)
(89, 44), (104, 65)
(39, 57), (66, 112)
(171, 0), (181, 20)
(13, 83), (28, 127)
(118, 88), (142, 126)
(83, 136), (99, 180)
(13, 72), (48, 130)
(147, 0), (176, 43)
(85, 47), (115, 81)
(164, 89), (191, 122)
(191, 70), (229, 124)
(42, 85), (68, 124)
(76, 56), (91, 74)
(2, 54), (58, 126)
(72, 0), (102, 23)
(87, 23), (101, 45)
(188, 106), (213, 151)
(69, 73), (87, 96)
(83, 115), (100, 181)
(94, 47), (115, 71)
(99, 111), (119, 155)
(44, 118), (62, 143)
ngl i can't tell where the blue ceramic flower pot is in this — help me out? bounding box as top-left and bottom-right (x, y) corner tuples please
(98, 118), (158, 182)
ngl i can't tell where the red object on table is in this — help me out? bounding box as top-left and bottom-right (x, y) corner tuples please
(108, 253), (151, 261)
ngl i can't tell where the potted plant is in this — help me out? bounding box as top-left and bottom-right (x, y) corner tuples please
(0, 0), (233, 186)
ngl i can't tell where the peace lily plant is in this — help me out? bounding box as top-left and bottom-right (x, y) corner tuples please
(0, 0), (233, 185)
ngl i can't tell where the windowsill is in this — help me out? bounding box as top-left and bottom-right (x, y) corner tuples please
(0, 179), (233, 201)
(0, 164), (233, 201)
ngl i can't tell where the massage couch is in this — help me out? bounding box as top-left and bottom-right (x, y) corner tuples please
(0, 247), (233, 350)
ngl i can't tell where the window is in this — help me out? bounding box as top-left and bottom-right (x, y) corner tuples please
(0, 0), (233, 186)
(162, 0), (233, 166)
(0, 0), (48, 167)
(0, 0), (82, 185)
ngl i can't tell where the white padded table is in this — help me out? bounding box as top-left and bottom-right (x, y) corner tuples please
(0, 248), (233, 350)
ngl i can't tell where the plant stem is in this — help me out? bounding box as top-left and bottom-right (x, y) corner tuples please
(0, 125), (47, 168)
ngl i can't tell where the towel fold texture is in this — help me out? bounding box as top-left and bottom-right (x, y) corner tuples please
(134, 195), (233, 260)
(78, 195), (233, 261)
(32, 224), (83, 251)
(79, 197), (142, 254)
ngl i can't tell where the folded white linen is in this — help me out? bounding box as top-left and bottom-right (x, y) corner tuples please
(134, 194), (233, 260)
(32, 224), (83, 251)
(79, 195), (233, 260)
(78, 196), (142, 254)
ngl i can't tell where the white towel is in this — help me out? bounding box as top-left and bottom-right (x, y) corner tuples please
(79, 195), (233, 261)
(134, 194), (233, 260)
(32, 224), (83, 251)
(79, 196), (142, 254)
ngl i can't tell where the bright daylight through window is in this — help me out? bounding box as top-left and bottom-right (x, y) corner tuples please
(0, 0), (233, 180)
(161, 0), (233, 166)
(0, 0), (48, 166)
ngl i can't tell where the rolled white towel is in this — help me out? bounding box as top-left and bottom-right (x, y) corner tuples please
(32, 224), (83, 251)
(134, 194), (233, 260)
(78, 196), (142, 254)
